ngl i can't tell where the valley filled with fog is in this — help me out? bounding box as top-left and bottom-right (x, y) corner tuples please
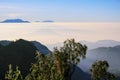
(0, 22), (120, 46)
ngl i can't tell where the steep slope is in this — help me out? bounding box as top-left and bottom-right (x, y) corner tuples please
(31, 41), (51, 54)
(0, 39), (37, 79)
(0, 39), (52, 79)
(72, 66), (91, 80)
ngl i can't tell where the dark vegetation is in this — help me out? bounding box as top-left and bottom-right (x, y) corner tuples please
(90, 60), (115, 80)
(0, 39), (118, 80)
(0, 39), (37, 79)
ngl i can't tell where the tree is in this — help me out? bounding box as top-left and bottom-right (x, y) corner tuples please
(26, 39), (87, 80)
(90, 60), (116, 80)
(25, 51), (64, 80)
(53, 39), (87, 80)
(5, 64), (23, 80)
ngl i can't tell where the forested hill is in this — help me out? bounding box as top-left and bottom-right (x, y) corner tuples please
(0, 39), (50, 79)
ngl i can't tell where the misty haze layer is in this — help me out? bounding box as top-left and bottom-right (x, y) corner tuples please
(0, 22), (120, 45)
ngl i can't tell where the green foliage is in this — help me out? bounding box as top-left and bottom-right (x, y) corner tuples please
(5, 64), (23, 80)
(26, 39), (87, 80)
(53, 39), (87, 80)
(25, 51), (64, 80)
(90, 60), (116, 80)
(3, 39), (117, 80)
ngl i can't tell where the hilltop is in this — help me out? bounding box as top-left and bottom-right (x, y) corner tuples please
(0, 39), (51, 79)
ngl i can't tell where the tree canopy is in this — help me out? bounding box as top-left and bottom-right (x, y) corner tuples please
(90, 60), (116, 80)
(25, 39), (87, 80)
(3, 39), (116, 80)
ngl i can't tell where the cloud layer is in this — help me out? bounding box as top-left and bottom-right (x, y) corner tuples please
(0, 22), (120, 44)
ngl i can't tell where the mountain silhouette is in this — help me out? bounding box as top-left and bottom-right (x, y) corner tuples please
(1, 19), (30, 23)
(79, 45), (120, 78)
(80, 40), (120, 50)
(0, 39), (51, 79)
(31, 41), (51, 54)
(72, 66), (91, 80)
(0, 40), (51, 55)
(42, 20), (54, 22)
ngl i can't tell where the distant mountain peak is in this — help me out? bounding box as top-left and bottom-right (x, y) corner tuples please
(42, 20), (54, 22)
(0, 19), (30, 23)
(80, 40), (120, 50)
(96, 40), (120, 43)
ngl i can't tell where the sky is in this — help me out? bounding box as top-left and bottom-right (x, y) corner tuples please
(0, 0), (120, 22)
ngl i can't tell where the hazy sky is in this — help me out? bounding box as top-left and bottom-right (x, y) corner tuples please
(0, 22), (120, 44)
(0, 0), (120, 22)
